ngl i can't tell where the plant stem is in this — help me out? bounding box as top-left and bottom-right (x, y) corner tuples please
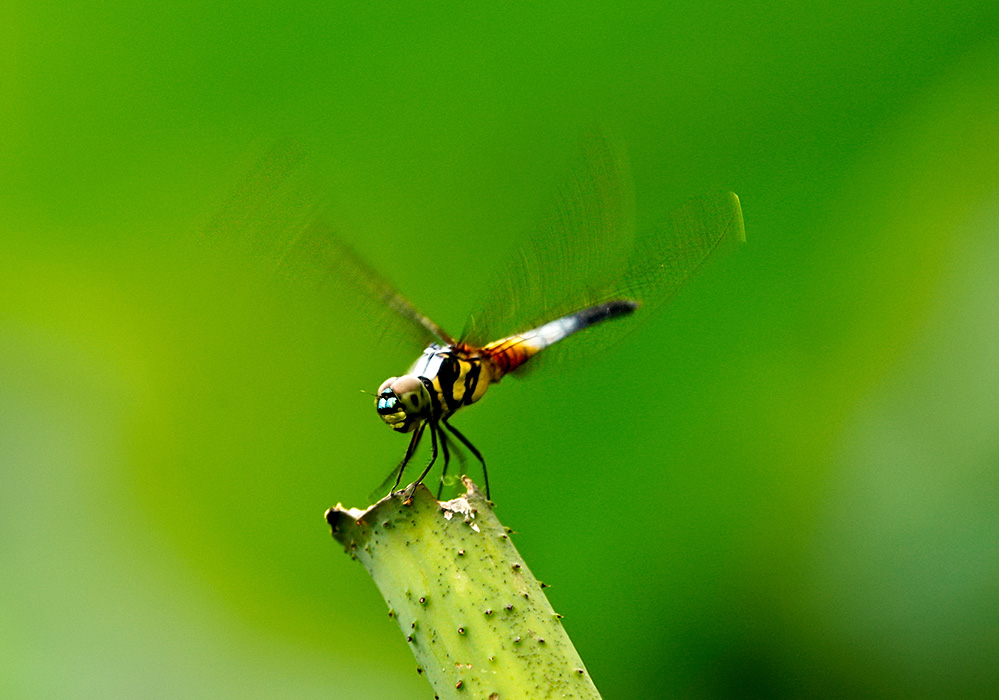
(326, 477), (603, 700)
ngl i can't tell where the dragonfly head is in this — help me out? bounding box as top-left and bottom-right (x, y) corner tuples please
(375, 375), (430, 432)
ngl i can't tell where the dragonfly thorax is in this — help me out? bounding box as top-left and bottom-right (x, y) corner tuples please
(376, 342), (498, 436)
(376, 375), (431, 433)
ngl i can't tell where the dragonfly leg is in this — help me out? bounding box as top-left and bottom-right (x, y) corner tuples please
(441, 416), (489, 500)
(392, 422), (426, 492)
(405, 419), (439, 500)
(436, 429), (469, 499)
(436, 428), (451, 500)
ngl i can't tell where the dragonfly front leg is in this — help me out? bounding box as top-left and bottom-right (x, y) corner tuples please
(392, 422), (426, 492)
(405, 419), (439, 500)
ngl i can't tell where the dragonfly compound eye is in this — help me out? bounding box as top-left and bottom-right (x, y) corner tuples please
(375, 376), (429, 432)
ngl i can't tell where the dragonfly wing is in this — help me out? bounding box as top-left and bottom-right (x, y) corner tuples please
(620, 190), (745, 314)
(461, 130), (637, 348)
(461, 133), (745, 374)
(204, 144), (452, 357)
(519, 190), (745, 375)
(286, 217), (457, 347)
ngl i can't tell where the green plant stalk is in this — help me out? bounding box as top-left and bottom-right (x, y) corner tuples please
(326, 477), (602, 700)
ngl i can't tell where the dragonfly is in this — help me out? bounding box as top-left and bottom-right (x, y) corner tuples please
(209, 135), (745, 501)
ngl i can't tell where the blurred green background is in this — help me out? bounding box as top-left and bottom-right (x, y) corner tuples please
(3, 2), (999, 698)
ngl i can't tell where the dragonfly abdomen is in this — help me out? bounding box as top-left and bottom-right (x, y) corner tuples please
(573, 299), (640, 328)
(481, 299), (638, 376)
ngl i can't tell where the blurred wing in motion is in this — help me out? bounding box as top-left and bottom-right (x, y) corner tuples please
(620, 191), (745, 316)
(461, 130), (637, 350)
(203, 144), (452, 359)
(461, 132), (745, 371)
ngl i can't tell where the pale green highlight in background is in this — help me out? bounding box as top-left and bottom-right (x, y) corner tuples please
(3, 2), (999, 699)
